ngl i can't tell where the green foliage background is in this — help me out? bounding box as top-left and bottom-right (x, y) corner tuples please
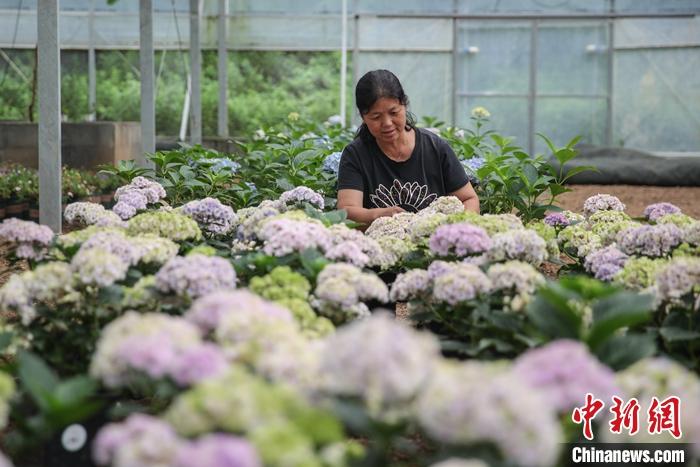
(0, 49), (352, 137)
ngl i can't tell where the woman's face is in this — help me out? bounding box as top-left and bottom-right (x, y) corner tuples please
(361, 97), (407, 145)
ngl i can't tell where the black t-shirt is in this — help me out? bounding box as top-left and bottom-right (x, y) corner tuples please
(337, 127), (470, 212)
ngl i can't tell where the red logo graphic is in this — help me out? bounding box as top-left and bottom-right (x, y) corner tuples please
(572, 394), (683, 440)
(648, 396), (682, 439)
(609, 396), (640, 435)
(572, 393), (605, 440)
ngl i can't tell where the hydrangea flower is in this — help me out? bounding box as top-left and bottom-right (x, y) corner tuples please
(557, 225), (603, 258)
(514, 340), (618, 412)
(416, 361), (562, 467)
(322, 151), (342, 174)
(616, 224), (683, 257)
(471, 106), (491, 118)
(365, 214), (413, 240)
(433, 263), (491, 305)
(212, 297), (300, 365)
(121, 275), (158, 309)
(448, 212), (523, 236)
(526, 220), (560, 261)
(71, 248), (129, 287)
(313, 264), (389, 321)
(127, 211), (202, 242)
(180, 197), (237, 236)
(0, 218), (53, 260)
(462, 156), (485, 173)
(320, 313), (440, 419)
(325, 240), (369, 267)
(408, 212), (449, 243)
(129, 234), (180, 265)
(374, 236), (415, 270)
(423, 196), (465, 215)
(390, 269), (431, 302)
(562, 210), (586, 224)
(487, 261), (545, 301)
(327, 224), (383, 263)
(615, 257), (668, 290)
(657, 212), (696, 229)
(427, 260), (460, 280)
(655, 257), (700, 305)
(587, 210), (636, 245)
(684, 222), (700, 246)
(279, 186), (324, 210)
(79, 230), (141, 266)
(235, 202), (282, 241)
(207, 158), (241, 174)
(543, 212), (570, 228)
(584, 245), (629, 281)
(112, 177), (166, 220)
(64, 202), (109, 226)
(93, 414), (182, 467)
(430, 459), (489, 467)
(175, 433), (261, 467)
(429, 223), (492, 258)
(0, 262), (75, 325)
(185, 289), (292, 335)
(644, 202), (681, 222)
(583, 194), (626, 217)
(155, 254), (237, 299)
(487, 229), (547, 266)
(601, 358), (700, 453)
(90, 312), (222, 388)
(259, 218), (332, 256)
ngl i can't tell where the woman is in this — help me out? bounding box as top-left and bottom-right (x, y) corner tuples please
(337, 69), (479, 224)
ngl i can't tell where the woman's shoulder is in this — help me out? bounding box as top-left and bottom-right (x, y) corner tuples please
(343, 135), (372, 159)
(415, 127), (452, 154)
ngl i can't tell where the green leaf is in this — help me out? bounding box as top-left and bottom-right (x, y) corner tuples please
(659, 326), (700, 342)
(53, 376), (98, 407)
(0, 332), (13, 353)
(17, 351), (60, 411)
(594, 334), (657, 371)
(526, 284), (582, 340)
(587, 292), (653, 350)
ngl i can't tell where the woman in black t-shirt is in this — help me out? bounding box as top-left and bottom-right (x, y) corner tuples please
(337, 69), (479, 224)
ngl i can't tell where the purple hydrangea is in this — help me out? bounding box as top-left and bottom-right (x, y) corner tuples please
(514, 340), (619, 412)
(80, 231), (141, 266)
(93, 414), (181, 466)
(112, 201), (137, 220)
(325, 240), (370, 268)
(462, 156), (485, 172)
(544, 212), (570, 228)
(155, 254), (237, 299)
(427, 260), (460, 280)
(583, 194), (626, 217)
(390, 269), (431, 302)
(584, 245), (629, 281)
(185, 290), (292, 334)
(655, 258), (700, 304)
(169, 343), (229, 386)
(279, 186), (325, 210)
(644, 202), (681, 222)
(0, 218), (54, 260)
(113, 177), (167, 220)
(175, 434), (261, 467)
(259, 219), (332, 256)
(616, 224), (683, 257)
(429, 223), (492, 258)
(487, 229), (548, 266)
(181, 197), (237, 236)
(433, 263), (492, 305)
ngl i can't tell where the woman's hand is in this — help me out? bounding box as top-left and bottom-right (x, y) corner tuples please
(378, 206), (405, 218)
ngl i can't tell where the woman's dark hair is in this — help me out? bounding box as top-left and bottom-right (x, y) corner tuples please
(355, 69), (416, 141)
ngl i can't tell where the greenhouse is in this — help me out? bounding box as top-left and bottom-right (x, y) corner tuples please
(0, 1), (700, 466)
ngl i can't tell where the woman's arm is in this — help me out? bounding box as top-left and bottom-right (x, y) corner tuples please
(449, 182), (480, 214)
(337, 189), (404, 224)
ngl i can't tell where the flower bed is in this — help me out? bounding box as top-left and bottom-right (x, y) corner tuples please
(0, 115), (698, 467)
